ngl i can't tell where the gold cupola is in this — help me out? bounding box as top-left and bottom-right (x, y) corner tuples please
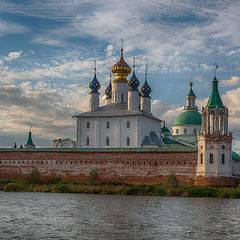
(111, 47), (131, 82)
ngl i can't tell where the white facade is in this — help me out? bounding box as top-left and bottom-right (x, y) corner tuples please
(76, 111), (162, 148)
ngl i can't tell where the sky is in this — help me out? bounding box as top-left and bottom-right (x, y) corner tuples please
(0, 0), (240, 149)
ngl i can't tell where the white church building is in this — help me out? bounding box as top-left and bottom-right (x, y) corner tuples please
(73, 48), (164, 148)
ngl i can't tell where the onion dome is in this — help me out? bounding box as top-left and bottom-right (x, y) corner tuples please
(89, 61), (100, 93)
(128, 57), (140, 91)
(105, 75), (112, 99)
(140, 65), (151, 97)
(187, 82), (196, 96)
(111, 46), (131, 82)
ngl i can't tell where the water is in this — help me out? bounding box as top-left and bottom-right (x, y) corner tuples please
(0, 192), (240, 240)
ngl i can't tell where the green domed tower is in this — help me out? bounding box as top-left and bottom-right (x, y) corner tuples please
(172, 83), (202, 145)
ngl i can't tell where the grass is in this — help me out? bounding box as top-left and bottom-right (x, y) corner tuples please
(1, 179), (240, 198)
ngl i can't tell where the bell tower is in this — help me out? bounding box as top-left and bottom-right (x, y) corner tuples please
(196, 73), (233, 186)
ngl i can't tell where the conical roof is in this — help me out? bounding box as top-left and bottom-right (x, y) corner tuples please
(25, 131), (35, 148)
(206, 76), (224, 108)
(187, 83), (195, 97)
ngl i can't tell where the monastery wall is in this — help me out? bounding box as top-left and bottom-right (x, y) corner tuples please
(0, 149), (197, 185)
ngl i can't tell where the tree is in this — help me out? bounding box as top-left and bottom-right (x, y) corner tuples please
(26, 168), (40, 184)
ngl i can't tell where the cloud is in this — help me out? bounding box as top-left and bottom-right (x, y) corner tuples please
(0, 19), (27, 37)
(220, 76), (240, 87)
(4, 51), (23, 61)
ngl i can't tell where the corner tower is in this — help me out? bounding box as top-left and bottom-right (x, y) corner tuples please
(196, 75), (233, 186)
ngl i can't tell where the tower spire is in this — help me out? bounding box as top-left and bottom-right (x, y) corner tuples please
(133, 57), (135, 73)
(121, 39), (123, 56)
(145, 64), (148, 82)
(94, 60), (96, 75)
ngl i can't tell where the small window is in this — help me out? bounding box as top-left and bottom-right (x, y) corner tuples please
(127, 121), (130, 128)
(200, 153), (203, 164)
(176, 129), (179, 134)
(222, 154), (225, 164)
(210, 153), (214, 164)
(184, 128), (187, 134)
(86, 122), (90, 128)
(193, 128), (197, 134)
(222, 145), (225, 150)
(121, 93), (124, 102)
(106, 121), (110, 129)
(86, 137), (90, 146)
(127, 137), (130, 146)
(106, 137), (110, 146)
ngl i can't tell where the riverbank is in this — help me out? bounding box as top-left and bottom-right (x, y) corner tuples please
(1, 180), (240, 198)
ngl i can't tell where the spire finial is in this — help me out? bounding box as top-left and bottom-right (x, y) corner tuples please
(214, 64), (219, 77)
(145, 64), (148, 82)
(133, 57), (135, 73)
(120, 39), (124, 57)
(109, 67), (112, 82)
(94, 60), (96, 74)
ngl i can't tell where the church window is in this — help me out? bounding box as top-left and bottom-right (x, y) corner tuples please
(222, 154), (225, 164)
(184, 128), (187, 134)
(127, 137), (130, 146)
(106, 137), (110, 146)
(200, 153), (203, 164)
(86, 137), (90, 146)
(210, 153), (214, 164)
(106, 121), (110, 129)
(127, 121), (130, 128)
(121, 93), (124, 102)
(176, 129), (179, 134)
(86, 122), (90, 128)
(222, 145), (225, 149)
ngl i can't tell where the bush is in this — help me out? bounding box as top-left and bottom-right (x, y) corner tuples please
(26, 168), (40, 184)
(54, 183), (72, 193)
(4, 182), (23, 192)
(89, 169), (99, 182)
(164, 174), (179, 188)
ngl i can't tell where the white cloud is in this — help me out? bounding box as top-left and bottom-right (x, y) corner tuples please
(105, 44), (114, 57)
(4, 51), (23, 61)
(0, 19), (27, 37)
(220, 76), (240, 87)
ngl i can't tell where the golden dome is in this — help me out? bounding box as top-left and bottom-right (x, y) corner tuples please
(111, 48), (131, 82)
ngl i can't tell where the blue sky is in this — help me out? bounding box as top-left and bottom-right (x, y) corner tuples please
(0, 0), (240, 149)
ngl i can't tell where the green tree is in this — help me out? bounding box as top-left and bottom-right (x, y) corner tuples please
(26, 168), (40, 184)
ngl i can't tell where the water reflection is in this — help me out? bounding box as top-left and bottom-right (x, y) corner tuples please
(0, 192), (240, 240)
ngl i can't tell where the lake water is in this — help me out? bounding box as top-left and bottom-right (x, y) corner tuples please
(0, 192), (240, 240)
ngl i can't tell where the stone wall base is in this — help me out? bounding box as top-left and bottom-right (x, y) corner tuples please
(194, 176), (237, 187)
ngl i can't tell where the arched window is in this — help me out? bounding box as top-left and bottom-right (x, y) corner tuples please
(106, 137), (110, 146)
(184, 128), (187, 134)
(127, 137), (130, 146)
(176, 129), (179, 134)
(121, 93), (124, 102)
(210, 153), (214, 164)
(127, 121), (130, 128)
(200, 153), (203, 164)
(86, 137), (90, 146)
(222, 154), (225, 164)
(86, 122), (90, 128)
(106, 121), (110, 129)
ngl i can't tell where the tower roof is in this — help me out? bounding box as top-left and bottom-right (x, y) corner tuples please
(105, 77), (112, 99)
(128, 57), (139, 91)
(25, 130), (35, 148)
(173, 111), (202, 126)
(187, 82), (196, 97)
(89, 62), (100, 94)
(206, 76), (224, 108)
(111, 46), (131, 82)
(140, 65), (151, 97)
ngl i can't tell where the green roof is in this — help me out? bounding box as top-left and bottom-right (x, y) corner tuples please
(162, 125), (170, 133)
(173, 110), (202, 126)
(26, 131), (35, 146)
(187, 86), (195, 97)
(232, 151), (240, 161)
(206, 76), (224, 108)
(162, 137), (186, 146)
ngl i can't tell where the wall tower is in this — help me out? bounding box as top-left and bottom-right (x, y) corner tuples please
(196, 75), (233, 186)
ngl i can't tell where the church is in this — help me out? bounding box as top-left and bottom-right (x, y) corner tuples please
(73, 47), (164, 148)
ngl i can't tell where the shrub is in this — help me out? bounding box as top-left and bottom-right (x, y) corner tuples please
(4, 182), (23, 192)
(164, 174), (179, 188)
(26, 168), (41, 184)
(89, 169), (99, 182)
(54, 183), (72, 193)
